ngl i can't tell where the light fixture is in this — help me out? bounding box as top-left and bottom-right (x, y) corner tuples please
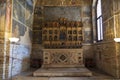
(114, 38), (120, 42)
(9, 37), (19, 43)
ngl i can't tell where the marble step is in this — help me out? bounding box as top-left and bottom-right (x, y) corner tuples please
(33, 67), (92, 77)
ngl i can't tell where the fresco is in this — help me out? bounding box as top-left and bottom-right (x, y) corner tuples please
(25, 0), (33, 12)
(84, 31), (92, 43)
(0, 2), (6, 43)
(12, 0), (34, 44)
(44, 6), (81, 21)
(12, 19), (26, 38)
(18, 0), (26, 7)
(82, 6), (91, 17)
(13, 0), (25, 23)
(82, 17), (92, 43)
(9, 0), (34, 78)
(25, 0), (34, 28)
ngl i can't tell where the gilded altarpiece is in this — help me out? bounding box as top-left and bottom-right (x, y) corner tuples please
(42, 18), (83, 68)
(33, 6), (84, 68)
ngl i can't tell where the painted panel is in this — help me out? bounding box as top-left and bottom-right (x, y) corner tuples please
(44, 6), (81, 21)
(12, 19), (26, 37)
(13, 0), (25, 23)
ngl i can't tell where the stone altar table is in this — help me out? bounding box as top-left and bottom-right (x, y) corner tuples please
(33, 49), (92, 77)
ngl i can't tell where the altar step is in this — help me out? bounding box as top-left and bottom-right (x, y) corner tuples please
(33, 67), (92, 77)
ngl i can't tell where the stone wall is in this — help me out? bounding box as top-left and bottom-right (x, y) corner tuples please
(8, 0), (35, 78)
(0, 0), (35, 79)
(0, 0), (7, 79)
(116, 43), (120, 78)
(94, 42), (118, 77)
(94, 0), (120, 78)
(32, 0), (93, 67)
(113, 0), (120, 78)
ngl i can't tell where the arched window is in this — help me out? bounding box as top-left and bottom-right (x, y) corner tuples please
(97, 0), (103, 41)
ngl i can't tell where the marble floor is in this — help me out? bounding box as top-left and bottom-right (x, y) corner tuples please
(13, 68), (115, 80)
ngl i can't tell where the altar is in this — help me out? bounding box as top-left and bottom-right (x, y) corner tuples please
(33, 49), (92, 77)
(42, 49), (84, 68)
(33, 18), (92, 77)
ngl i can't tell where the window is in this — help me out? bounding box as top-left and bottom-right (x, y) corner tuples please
(97, 0), (103, 41)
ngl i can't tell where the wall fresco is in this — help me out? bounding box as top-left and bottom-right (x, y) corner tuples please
(0, 1), (7, 79)
(0, 0), (35, 79)
(9, 44), (31, 76)
(13, 0), (25, 23)
(0, 2), (6, 43)
(7, 0), (34, 79)
(12, 20), (26, 38)
(44, 6), (81, 21)
(82, 6), (92, 17)
(25, 0), (34, 28)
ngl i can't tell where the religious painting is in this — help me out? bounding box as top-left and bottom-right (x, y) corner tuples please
(78, 30), (82, 34)
(49, 36), (52, 41)
(42, 18), (83, 49)
(73, 30), (77, 34)
(44, 6), (81, 21)
(49, 30), (53, 34)
(83, 17), (92, 27)
(43, 35), (47, 41)
(43, 30), (47, 34)
(68, 30), (72, 34)
(82, 6), (91, 17)
(12, 19), (27, 38)
(68, 35), (72, 41)
(84, 31), (92, 43)
(60, 31), (66, 40)
(25, 0), (33, 13)
(79, 36), (83, 41)
(54, 36), (58, 41)
(54, 30), (58, 34)
(18, 0), (26, 7)
(13, 0), (25, 23)
(73, 36), (77, 41)
(25, 0), (34, 28)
